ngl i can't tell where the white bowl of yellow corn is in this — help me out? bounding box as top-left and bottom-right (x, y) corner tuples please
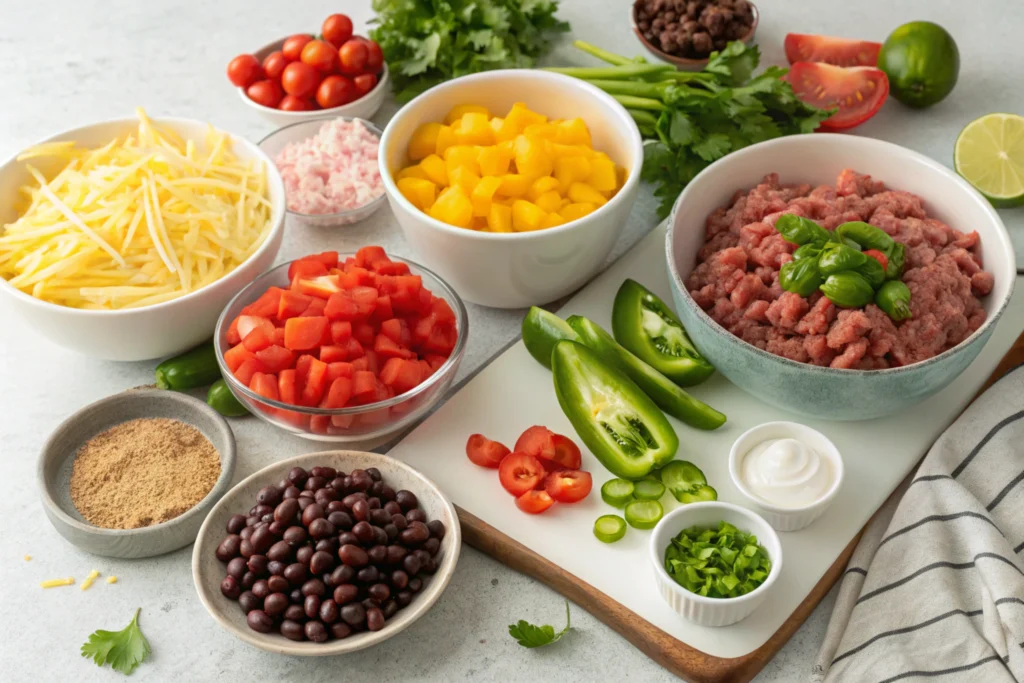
(379, 69), (643, 309)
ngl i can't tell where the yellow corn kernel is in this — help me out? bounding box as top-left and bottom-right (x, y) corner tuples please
(107, 576), (118, 584)
(444, 145), (480, 175)
(454, 112), (495, 146)
(588, 153), (618, 192)
(560, 201), (598, 221)
(528, 176), (560, 201)
(497, 174), (530, 198)
(568, 182), (608, 207)
(554, 156), (593, 194)
(478, 146), (512, 177)
(505, 102), (548, 133)
(434, 125), (456, 156)
(429, 186), (474, 228)
(81, 569), (100, 591)
(555, 118), (593, 146)
(524, 122), (558, 141)
(541, 212), (567, 229)
(551, 143), (591, 158)
(445, 104), (491, 125)
(448, 166), (481, 195)
(397, 177), (437, 211)
(534, 190), (563, 214)
(40, 577), (75, 588)
(512, 199), (548, 232)
(419, 154), (448, 187)
(397, 164), (429, 181)
(409, 122), (443, 161)
(514, 136), (554, 179)
(471, 176), (502, 217)
(487, 203), (513, 232)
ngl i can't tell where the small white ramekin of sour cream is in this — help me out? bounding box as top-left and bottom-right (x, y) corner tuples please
(728, 422), (844, 532)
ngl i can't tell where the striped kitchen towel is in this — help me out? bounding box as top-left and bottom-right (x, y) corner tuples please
(812, 362), (1024, 683)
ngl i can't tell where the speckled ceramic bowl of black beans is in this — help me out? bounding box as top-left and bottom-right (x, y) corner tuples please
(192, 450), (461, 655)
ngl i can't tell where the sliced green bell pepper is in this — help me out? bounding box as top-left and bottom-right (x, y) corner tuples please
(611, 279), (714, 387)
(522, 306), (580, 369)
(551, 340), (679, 480)
(566, 315), (725, 430)
(659, 460), (717, 504)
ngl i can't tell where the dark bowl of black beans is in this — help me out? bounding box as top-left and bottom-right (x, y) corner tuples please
(631, 0), (759, 71)
(192, 450), (460, 654)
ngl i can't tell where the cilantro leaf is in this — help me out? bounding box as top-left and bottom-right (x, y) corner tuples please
(81, 608), (151, 675)
(508, 600), (571, 648)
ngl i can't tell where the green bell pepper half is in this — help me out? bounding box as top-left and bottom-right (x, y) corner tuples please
(522, 306), (580, 369)
(658, 460), (717, 504)
(551, 340), (679, 480)
(566, 315), (726, 430)
(611, 279), (714, 387)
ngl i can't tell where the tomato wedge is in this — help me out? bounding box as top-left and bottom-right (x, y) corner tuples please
(465, 434), (511, 469)
(787, 63), (889, 131)
(544, 470), (593, 504)
(514, 426), (582, 471)
(498, 452), (546, 497)
(784, 33), (882, 67)
(515, 489), (554, 514)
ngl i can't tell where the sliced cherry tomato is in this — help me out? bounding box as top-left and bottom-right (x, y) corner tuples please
(786, 63), (889, 131)
(322, 14), (354, 49)
(301, 39), (338, 73)
(784, 33), (883, 68)
(498, 452), (546, 497)
(515, 489), (554, 514)
(353, 73), (378, 96)
(262, 51), (288, 80)
(465, 434), (511, 469)
(864, 249), (889, 271)
(363, 39), (384, 73)
(544, 470), (593, 504)
(279, 95), (315, 111)
(281, 61), (321, 99)
(514, 426), (582, 470)
(282, 34), (314, 62)
(338, 39), (368, 75)
(246, 80), (283, 108)
(316, 75), (356, 109)
(227, 54), (263, 88)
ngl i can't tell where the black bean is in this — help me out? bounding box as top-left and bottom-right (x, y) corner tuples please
(283, 562), (307, 585)
(264, 592), (288, 616)
(267, 560), (286, 577)
(329, 477), (347, 492)
(251, 504), (274, 519)
(365, 467), (382, 482)
(372, 527), (388, 546)
(274, 498), (300, 524)
(305, 476), (327, 492)
(424, 537), (441, 556)
(282, 525), (307, 546)
(239, 539), (254, 559)
(339, 544), (369, 568)
(289, 588), (304, 604)
(333, 583), (359, 605)
(330, 564), (356, 587)
(390, 570), (409, 590)
(396, 590), (412, 607)
(338, 531), (359, 546)
(308, 518), (335, 540)
(391, 514), (408, 531)
(427, 520), (446, 540)
(283, 604), (305, 622)
(261, 514), (274, 524)
(301, 503), (325, 527)
(328, 511), (354, 530)
(241, 571), (257, 589)
(408, 577), (423, 593)
(326, 500), (346, 513)
(370, 509), (392, 527)
(352, 521), (375, 544)
(304, 620), (328, 642)
(413, 549), (431, 566)
(250, 525), (273, 554)
(400, 521), (430, 545)
(382, 599), (398, 619)
(351, 473), (373, 493)
(402, 554), (421, 576)
(226, 514), (247, 535)
(351, 499), (370, 522)
(368, 583), (390, 602)
(342, 493), (367, 509)
(239, 526), (254, 541)
(330, 622), (353, 640)
(280, 620), (305, 641)
(340, 602), (366, 626)
(421, 558), (437, 575)
(245, 515), (260, 527)
(357, 566), (381, 584)
(226, 557), (247, 579)
(247, 610), (273, 633)
(247, 554), (269, 576)
(288, 466), (309, 486)
(297, 497), (313, 511)
(299, 490), (315, 499)
(386, 545), (407, 565)
(370, 481), (385, 497)
(367, 545), (388, 565)
(268, 575), (289, 593)
(367, 497), (381, 511)
(383, 524), (398, 542)
(267, 540), (293, 563)
(257, 485), (282, 507)
(220, 575), (241, 599)
(268, 520), (287, 536)
(216, 534), (242, 562)
(319, 598), (339, 624)
(310, 550), (334, 575)
(406, 508), (427, 524)
(302, 578), (326, 598)
(383, 501), (402, 516)
(239, 591), (260, 613)
(315, 538), (338, 554)
(251, 579), (270, 600)
(276, 478), (291, 491)
(366, 607), (385, 631)
(283, 485), (301, 500)
(395, 490), (418, 511)
(341, 475), (355, 492)
(296, 546), (314, 565)
(304, 594), (321, 619)
(314, 488), (338, 506)
(380, 485), (397, 502)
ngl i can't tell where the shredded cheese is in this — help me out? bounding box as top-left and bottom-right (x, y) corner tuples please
(24, 555), (31, 561)
(81, 569), (101, 590)
(40, 577), (75, 588)
(0, 108), (273, 309)
(107, 576), (118, 584)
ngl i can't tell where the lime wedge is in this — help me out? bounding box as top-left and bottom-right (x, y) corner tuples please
(954, 113), (1024, 207)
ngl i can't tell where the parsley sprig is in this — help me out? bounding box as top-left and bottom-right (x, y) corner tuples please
(508, 600), (572, 648)
(81, 608), (151, 675)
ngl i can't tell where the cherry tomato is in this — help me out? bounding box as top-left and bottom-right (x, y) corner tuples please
(864, 249), (889, 271)
(322, 13), (354, 48)
(784, 33), (882, 68)
(465, 434), (511, 469)
(364, 39), (385, 73)
(544, 470), (593, 504)
(262, 51), (288, 80)
(515, 489), (554, 514)
(514, 426), (582, 471)
(246, 79), (283, 108)
(281, 61), (321, 99)
(227, 54), (263, 88)
(315, 75), (356, 109)
(353, 73), (378, 96)
(338, 39), (369, 75)
(787, 62), (889, 131)
(301, 39), (338, 73)
(279, 95), (315, 111)
(498, 452), (546, 497)
(282, 34), (313, 62)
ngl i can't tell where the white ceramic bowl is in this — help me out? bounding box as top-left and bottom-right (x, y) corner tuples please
(650, 501), (782, 627)
(239, 39), (388, 127)
(728, 421), (844, 532)
(192, 450), (461, 655)
(0, 116), (286, 361)
(379, 69), (644, 308)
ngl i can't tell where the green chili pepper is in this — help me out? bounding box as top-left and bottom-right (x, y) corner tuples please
(658, 461), (717, 504)
(779, 258), (823, 297)
(155, 341), (221, 391)
(207, 379), (249, 417)
(633, 479), (666, 500)
(611, 279), (714, 387)
(855, 253), (886, 288)
(818, 243), (869, 277)
(792, 243), (822, 261)
(835, 221), (895, 253)
(886, 243), (906, 280)
(774, 214), (831, 246)
(819, 272), (875, 308)
(551, 341), (679, 480)
(624, 499), (664, 529)
(522, 306), (581, 369)
(600, 478), (635, 508)
(875, 280), (913, 321)
(593, 515), (627, 543)
(567, 315), (726, 430)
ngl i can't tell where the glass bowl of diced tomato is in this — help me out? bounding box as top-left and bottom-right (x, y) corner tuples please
(214, 246), (467, 441)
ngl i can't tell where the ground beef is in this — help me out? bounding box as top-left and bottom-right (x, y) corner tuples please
(685, 170), (993, 369)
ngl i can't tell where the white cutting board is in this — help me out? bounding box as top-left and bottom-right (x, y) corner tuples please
(388, 221), (1024, 659)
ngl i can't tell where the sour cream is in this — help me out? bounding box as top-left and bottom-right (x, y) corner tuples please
(739, 438), (833, 508)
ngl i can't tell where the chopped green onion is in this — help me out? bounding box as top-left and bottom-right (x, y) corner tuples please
(663, 521), (772, 598)
(593, 515), (627, 543)
(600, 478), (635, 508)
(632, 479), (666, 501)
(624, 500), (663, 529)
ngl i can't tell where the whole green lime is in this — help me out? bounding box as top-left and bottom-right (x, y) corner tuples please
(878, 21), (959, 108)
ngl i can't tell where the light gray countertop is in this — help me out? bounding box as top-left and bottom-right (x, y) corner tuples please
(1, 1), (1020, 681)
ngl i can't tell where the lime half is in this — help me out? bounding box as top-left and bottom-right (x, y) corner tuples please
(954, 113), (1024, 207)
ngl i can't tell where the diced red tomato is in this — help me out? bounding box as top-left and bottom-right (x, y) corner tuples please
(380, 318), (410, 346)
(331, 413), (355, 429)
(352, 370), (377, 401)
(241, 325), (273, 352)
(514, 427), (582, 471)
(515, 489), (554, 514)
(242, 287), (284, 318)
(424, 323), (457, 355)
(784, 33), (882, 68)
(373, 295), (394, 321)
(250, 372), (280, 402)
(374, 261), (410, 276)
(295, 354), (314, 382)
(498, 452), (546, 497)
(425, 354), (448, 371)
(224, 343), (256, 372)
(325, 361), (354, 383)
(272, 328), (286, 347)
(255, 345), (295, 373)
(284, 316), (328, 351)
(544, 470), (592, 503)
(431, 297), (456, 325)
(320, 345), (346, 363)
(278, 369), (298, 405)
(300, 357), (328, 406)
(339, 267), (375, 289)
(324, 292), (358, 321)
(237, 315), (275, 341)
(310, 414), (332, 434)
(339, 337), (364, 360)
(362, 350), (380, 375)
(233, 358), (264, 386)
(465, 434), (511, 469)
(278, 290), (313, 320)
(358, 406), (391, 426)
(786, 62), (889, 131)
(864, 249), (889, 271)
(380, 358), (422, 393)
(287, 259), (329, 281)
(296, 275), (343, 299)
(305, 251), (339, 269)
(227, 317), (242, 345)
(355, 245), (389, 269)
(374, 334), (414, 360)
(322, 377), (353, 408)
(303, 297), (327, 318)
(350, 287), (378, 318)
(330, 320), (353, 344)
(353, 321), (376, 347)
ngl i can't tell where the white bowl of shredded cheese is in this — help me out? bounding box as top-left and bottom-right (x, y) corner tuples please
(0, 110), (286, 361)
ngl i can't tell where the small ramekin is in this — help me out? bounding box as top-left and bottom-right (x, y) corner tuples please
(728, 421), (844, 532)
(650, 501), (782, 627)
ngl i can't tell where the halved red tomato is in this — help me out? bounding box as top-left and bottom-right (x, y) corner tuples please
(514, 426), (582, 471)
(786, 63), (889, 131)
(515, 489), (554, 514)
(465, 434), (511, 469)
(498, 452), (546, 497)
(544, 470), (592, 504)
(784, 34), (882, 67)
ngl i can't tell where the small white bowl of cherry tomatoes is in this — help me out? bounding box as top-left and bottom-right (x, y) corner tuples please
(227, 12), (388, 127)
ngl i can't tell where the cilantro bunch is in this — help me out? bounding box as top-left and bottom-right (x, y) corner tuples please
(370, 0), (570, 102)
(548, 41), (833, 217)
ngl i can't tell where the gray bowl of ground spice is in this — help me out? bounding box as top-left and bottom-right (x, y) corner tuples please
(38, 389), (236, 558)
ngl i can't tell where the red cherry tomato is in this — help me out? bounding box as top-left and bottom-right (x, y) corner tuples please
(353, 73), (378, 96)
(364, 39), (384, 73)
(279, 95), (315, 111)
(322, 14), (354, 49)
(544, 470), (593, 504)
(262, 51), (288, 80)
(498, 452), (546, 497)
(301, 39), (338, 73)
(282, 34), (313, 62)
(465, 434), (511, 469)
(784, 33), (882, 68)
(515, 489), (554, 514)
(786, 62), (889, 131)
(864, 249), (889, 271)
(338, 39), (369, 75)
(316, 75), (356, 109)
(281, 61), (321, 99)
(514, 426), (582, 471)
(227, 54), (263, 88)
(246, 79), (283, 108)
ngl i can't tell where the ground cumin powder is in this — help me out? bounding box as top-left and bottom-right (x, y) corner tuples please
(70, 418), (221, 529)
